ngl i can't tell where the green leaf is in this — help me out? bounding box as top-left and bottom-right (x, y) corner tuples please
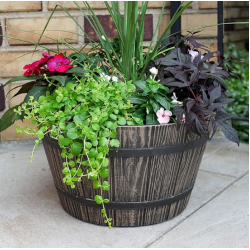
(92, 123), (100, 131)
(146, 113), (159, 125)
(11, 81), (36, 98)
(59, 137), (71, 146)
(62, 167), (69, 174)
(117, 117), (126, 125)
(94, 195), (103, 204)
(76, 168), (82, 177)
(102, 181), (110, 191)
(109, 114), (117, 120)
(4, 76), (38, 87)
(37, 130), (44, 140)
(65, 67), (88, 75)
(134, 80), (148, 91)
(69, 161), (75, 167)
(154, 94), (170, 110)
(97, 152), (104, 160)
(73, 115), (82, 126)
(85, 142), (92, 149)
(88, 171), (98, 180)
(67, 128), (78, 139)
(99, 169), (109, 178)
(149, 82), (160, 93)
(24, 86), (53, 103)
(71, 142), (82, 155)
(92, 161), (99, 169)
(50, 76), (69, 86)
(59, 118), (66, 130)
(68, 153), (74, 159)
(109, 130), (117, 139)
(88, 148), (98, 158)
(109, 122), (118, 130)
(110, 139), (120, 147)
(150, 98), (160, 113)
(129, 95), (148, 104)
(56, 95), (63, 103)
(103, 199), (109, 203)
(101, 158), (109, 168)
(93, 180), (101, 189)
(0, 105), (22, 132)
(99, 137), (108, 146)
(133, 108), (146, 120)
(91, 140), (98, 146)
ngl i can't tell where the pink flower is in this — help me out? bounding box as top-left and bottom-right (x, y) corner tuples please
(182, 114), (185, 123)
(189, 50), (204, 62)
(156, 108), (172, 124)
(47, 54), (72, 73)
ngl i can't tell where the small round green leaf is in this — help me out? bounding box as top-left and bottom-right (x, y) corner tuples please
(92, 123), (100, 131)
(99, 169), (109, 178)
(117, 117), (126, 125)
(67, 128), (78, 139)
(102, 158), (109, 168)
(102, 181), (110, 191)
(93, 180), (101, 189)
(94, 195), (103, 204)
(85, 142), (92, 149)
(99, 137), (108, 146)
(69, 161), (75, 167)
(71, 142), (82, 155)
(110, 139), (120, 148)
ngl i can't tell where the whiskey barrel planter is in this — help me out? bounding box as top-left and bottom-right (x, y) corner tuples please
(42, 123), (207, 227)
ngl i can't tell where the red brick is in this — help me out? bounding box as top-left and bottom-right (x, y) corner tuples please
(84, 14), (153, 42)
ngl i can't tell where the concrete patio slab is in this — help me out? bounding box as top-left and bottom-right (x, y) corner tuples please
(200, 142), (249, 177)
(149, 174), (249, 248)
(0, 138), (248, 248)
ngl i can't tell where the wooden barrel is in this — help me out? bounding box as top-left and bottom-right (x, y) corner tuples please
(42, 123), (207, 227)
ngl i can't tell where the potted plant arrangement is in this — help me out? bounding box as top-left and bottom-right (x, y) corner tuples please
(0, 1), (239, 228)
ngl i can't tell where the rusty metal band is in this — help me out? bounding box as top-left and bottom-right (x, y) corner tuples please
(55, 184), (193, 210)
(43, 136), (207, 158)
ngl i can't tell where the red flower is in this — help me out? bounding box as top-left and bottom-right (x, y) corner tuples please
(23, 61), (41, 76)
(47, 54), (72, 73)
(23, 52), (53, 76)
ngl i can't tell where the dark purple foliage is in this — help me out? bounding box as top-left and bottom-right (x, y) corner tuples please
(153, 33), (239, 145)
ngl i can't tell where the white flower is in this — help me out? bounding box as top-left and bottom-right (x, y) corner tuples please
(156, 108), (172, 124)
(149, 67), (158, 75)
(100, 72), (111, 81)
(171, 92), (182, 105)
(112, 76), (118, 82)
(101, 35), (106, 41)
(189, 49), (204, 62)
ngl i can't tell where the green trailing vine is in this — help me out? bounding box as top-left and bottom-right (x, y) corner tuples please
(14, 68), (142, 228)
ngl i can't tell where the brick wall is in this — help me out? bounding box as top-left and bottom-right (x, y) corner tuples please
(0, 1), (239, 141)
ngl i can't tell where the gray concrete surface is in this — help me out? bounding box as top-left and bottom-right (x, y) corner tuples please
(0, 136), (248, 248)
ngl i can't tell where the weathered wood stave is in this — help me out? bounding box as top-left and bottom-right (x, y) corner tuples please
(42, 123), (207, 227)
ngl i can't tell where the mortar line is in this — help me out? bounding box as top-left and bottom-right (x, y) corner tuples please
(144, 170), (249, 248)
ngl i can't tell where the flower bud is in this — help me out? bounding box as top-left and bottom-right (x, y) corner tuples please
(149, 67), (158, 75)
